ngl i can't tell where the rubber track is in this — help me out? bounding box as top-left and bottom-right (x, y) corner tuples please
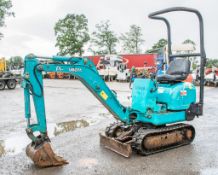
(105, 122), (124, 137)
(132, 123), (195, 156)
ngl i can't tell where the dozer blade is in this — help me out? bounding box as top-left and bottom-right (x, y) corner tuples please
(26, 141), (68, 168)
(99, 133), (132, 158)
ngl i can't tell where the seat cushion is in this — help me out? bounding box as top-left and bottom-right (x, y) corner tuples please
(166, 59), (190, 75)
(157, 74), (188, 82)
(157, 58), (190, 83)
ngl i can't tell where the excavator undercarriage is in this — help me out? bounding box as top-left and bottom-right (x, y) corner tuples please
(100, 122), (195, 157)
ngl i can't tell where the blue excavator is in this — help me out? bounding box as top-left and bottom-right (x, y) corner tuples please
(22, 7), (206, 168)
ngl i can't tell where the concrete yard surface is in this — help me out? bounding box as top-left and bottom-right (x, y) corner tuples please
(0, 80), (218, 175)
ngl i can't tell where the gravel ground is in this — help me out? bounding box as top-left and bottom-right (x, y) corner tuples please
(0, 79), (218, 175)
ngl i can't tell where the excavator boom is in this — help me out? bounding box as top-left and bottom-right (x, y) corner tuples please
(22, 54), (131, 167)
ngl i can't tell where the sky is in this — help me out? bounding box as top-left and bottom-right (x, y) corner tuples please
(0, 0), (217, 59)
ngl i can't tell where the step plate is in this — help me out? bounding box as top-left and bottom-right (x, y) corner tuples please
(99, 133), (132, 158)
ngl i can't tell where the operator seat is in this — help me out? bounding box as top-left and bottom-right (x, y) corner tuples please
(157, 58), (190, 83)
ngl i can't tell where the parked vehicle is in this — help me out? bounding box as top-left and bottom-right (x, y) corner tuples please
(97, 55), (130, 81)
(0, 58), (17, 90)
(204, 67), (218, 86)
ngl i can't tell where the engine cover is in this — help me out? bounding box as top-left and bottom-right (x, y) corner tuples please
(132, 78), (159, 113)
(157, 82), (196, 110)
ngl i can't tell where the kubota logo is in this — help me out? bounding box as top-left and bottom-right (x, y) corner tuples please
(69, 68), (82, 72)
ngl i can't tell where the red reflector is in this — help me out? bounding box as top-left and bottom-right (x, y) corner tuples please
(180, 90), (187, 96)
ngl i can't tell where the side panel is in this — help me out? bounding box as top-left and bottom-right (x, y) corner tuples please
(131, 78), (158, 113)
(136, 111), (186, 125)
(157, 82), (196, 110)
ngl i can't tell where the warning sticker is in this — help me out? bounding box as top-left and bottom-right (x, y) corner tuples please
(100, 90), (108, 100)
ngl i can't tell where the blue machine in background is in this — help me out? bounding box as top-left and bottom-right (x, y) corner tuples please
(156, 50), (167, 76)
(21, 7), (207, 168)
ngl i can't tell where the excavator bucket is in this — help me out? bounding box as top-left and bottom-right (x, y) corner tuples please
(99, 134), (132, 158)
(26, 141), (68, 168)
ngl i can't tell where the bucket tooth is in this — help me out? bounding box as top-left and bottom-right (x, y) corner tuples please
(100, 133), (132, 158)
(26, 142), (68, 168)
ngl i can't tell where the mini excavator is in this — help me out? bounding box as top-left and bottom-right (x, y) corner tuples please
(22, 7), (206, 168)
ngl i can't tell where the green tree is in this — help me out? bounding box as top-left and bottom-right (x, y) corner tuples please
(182, 39), (196, 51)
(0, 0), (14, 39)
(54, 14), (90, 56)
(91, 20), (118, 54)
(9, 56), (23, 69)
(146, 38), (167, 53)
(206, 59), (218, 68)
(120, 25), (144, 54)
